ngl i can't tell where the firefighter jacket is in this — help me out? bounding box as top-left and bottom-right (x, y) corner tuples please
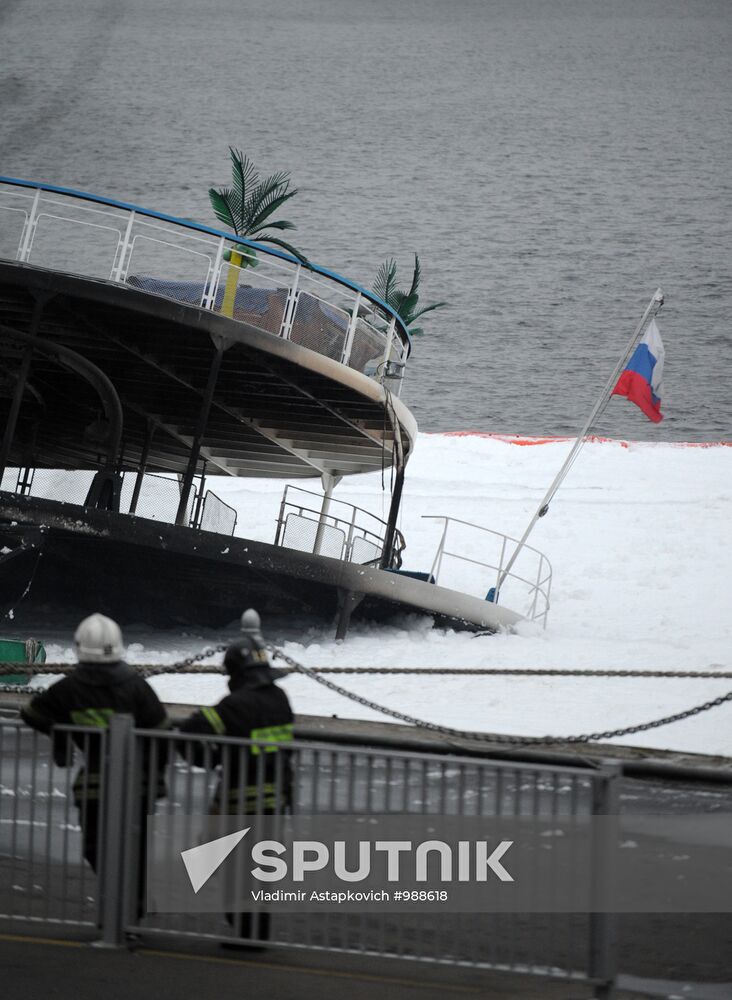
(20, 661), (168, 802)
(177, 673), (294, 814)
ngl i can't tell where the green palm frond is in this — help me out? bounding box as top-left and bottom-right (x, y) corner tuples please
(248, 187), (298, 233)
(372, 254), (446, 336)
(228, 148), (256, 226)
(410, 300), (448, 322)
(208, 188), (239, 232)
(407, 254), (422, 300)
(373, 258), (399, 304)
(245, 170), (291, 220)
(256, 218), (296, 232)
(255, 234), (309, 263)
(209, 148), (305, 259)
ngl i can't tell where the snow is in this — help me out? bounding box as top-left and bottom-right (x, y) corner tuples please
(36, 434), (732, 757)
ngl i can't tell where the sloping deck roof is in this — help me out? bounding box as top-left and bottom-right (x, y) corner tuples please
(0, 262), (416, 479)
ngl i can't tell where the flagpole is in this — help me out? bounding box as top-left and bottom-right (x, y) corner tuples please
(493, 288), (664, 598)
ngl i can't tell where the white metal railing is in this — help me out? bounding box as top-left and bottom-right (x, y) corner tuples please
(274, 485), (394, 564)
(423, 515), (553, 626)
(0, 467), (236, 536)
(0, 178), (411, 392)
(0, 714), (613, 984)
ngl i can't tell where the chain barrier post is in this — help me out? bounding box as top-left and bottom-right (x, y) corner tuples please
(95, 713), (133, 948)
(589, 763), (621, 999)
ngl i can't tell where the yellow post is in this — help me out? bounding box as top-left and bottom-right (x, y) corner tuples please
(221, 249), (243, 318)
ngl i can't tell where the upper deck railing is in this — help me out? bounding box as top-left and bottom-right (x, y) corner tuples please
(0, 177), (411, 391)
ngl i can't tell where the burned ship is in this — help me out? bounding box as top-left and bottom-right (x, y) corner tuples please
(0, 178), (551, 635)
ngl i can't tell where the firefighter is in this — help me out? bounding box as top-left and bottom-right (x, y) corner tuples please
(20, 613), (168, 882)
(177, 608), (294, 941)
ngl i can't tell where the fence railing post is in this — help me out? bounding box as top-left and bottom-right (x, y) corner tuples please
(379, 316), (396, 380)
(95, 713), (133, 948)
(280, 264), (301, 341)
(341, 292), (362, 366)
(110, 209), (135, 283)
(17, 187), (41, 262)
(202, 236), (226, 310)
(589, 763), (621, 999)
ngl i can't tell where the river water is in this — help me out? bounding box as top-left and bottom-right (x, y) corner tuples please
(1, 0), (730, 440)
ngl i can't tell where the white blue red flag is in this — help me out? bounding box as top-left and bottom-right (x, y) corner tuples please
(611, 319), (665, 423)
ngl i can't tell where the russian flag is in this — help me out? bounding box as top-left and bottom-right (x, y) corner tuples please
(612, 319), (665, 423)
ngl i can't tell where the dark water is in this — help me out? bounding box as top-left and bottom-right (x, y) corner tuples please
(1, 0), (730, 440)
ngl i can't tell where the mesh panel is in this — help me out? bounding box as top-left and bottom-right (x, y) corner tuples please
(1, 468), (195, 523)
(349, 536), (382, 564)
(199, 491), (237, 535)
(125, 233), (215, 299)
(0, 468), (19, 492)
(348, 317), (387, 374)
(120, 473), (192, 524)
(289, 292), (350, 360)
(1, 469), (95, 505)
(126, 272), (210, 307)
(212, 263), (290, 335)
(281, 513), (345, 559)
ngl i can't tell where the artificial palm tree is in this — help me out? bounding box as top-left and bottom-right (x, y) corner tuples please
(209, 147), (307, 267)
(372, 255), (447, 337)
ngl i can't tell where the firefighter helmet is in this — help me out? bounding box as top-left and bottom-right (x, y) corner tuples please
(224, 635), (269, 674)
(74, 613), (125, 664)
(225, 609), (285, 681)
(240, 608), (264, 643)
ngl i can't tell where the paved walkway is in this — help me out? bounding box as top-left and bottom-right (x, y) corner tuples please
(1, 931), (659, 1000)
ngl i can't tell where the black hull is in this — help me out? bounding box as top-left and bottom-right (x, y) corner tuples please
(0, 494), (522, 633)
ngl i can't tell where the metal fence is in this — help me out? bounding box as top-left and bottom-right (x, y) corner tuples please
(274, 485), (401, 565)
(423, 515), (553, 626)
(120, 471), (191, 525)
(0, 714), (617, 994)
(0, 178), (410, 391)
(0, 721), (107, 930)
(198, 490), (238, 536)
(0, 468), (238, 537)
(0, 467), (96, 507)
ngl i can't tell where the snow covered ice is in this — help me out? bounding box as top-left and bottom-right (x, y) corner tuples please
(37, 434), (732, 757)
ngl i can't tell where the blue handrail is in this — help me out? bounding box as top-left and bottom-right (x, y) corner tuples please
(0, 175), (411, 353)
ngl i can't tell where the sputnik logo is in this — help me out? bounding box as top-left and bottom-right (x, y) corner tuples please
(181, 828), (250, 894)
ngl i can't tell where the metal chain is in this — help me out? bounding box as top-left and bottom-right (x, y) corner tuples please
(3, 646), (731, 745)
(0, 643), (230, 692)
(284, 666), (732, 679)
(266, 645), (732, 746)
(167, 642), (229, 669)
(1, 661), (731, 679)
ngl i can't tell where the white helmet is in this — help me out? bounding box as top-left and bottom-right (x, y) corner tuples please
(74, 613), (125, 664)
(240, 608), (264, 644)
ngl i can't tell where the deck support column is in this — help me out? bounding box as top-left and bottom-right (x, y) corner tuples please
(313, 472), (341, 556)
(0, 296), (46, 484)
(335, 589), (365, 642)
(175, 345), (224, 526)
(380, 464), (405, 569)
(191, 460), (208, 530)
(128, 420), (154, 515)
(379, 395), (406, 570)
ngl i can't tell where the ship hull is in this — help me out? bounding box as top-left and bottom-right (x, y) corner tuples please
(0, 494), (521, 633)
